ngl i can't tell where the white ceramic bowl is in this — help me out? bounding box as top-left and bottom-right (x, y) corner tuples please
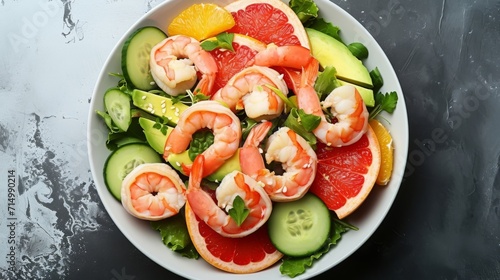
(87, 0), (409, 279)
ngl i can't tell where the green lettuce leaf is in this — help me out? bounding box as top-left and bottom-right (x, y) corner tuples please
(314, 66), (342, 100)
(307, 18), (343, 43)
(151, 214), (199, 259)
(289, 0), (319, 24)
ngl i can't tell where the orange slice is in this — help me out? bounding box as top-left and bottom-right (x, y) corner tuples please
(167, 3), (235, 41)
(369, 119), (394, 185)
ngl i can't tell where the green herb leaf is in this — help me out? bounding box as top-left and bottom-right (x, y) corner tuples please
(289, 0), (319, 24)
(284, 108), (317, 147)
(170, 93), (187, 105)
(153, 117), (170, 136)
(279, 219), (354, 278)
(228, 196), (250, 226)
(370, 67), (384, 93)
(188, 130), (215, 161)
(193, 93), (210, 103)
(200, 32), (234, 52)
(347, 42), (369, 60)
(314, 66), (342, 100)
(368, 91), (399, 119)
(297, 109), (321, 132)
(151, 214), (199, 259)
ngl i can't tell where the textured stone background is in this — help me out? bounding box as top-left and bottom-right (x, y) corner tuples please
(0, 0), (499, 279)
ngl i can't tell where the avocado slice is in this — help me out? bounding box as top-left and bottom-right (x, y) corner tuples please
(338, 80), (375, 107)
(138, 117), (172, 154)
(306, 28), (373, 89)
(132, 89), (189, 125)
(168, 149), (241, 182)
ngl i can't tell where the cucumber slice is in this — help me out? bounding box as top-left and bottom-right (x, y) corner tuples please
(268, 193), (331, 257)
(103, 88), (131, 131)
(121, 26), (167, 90)
(103, 143), (163, 201)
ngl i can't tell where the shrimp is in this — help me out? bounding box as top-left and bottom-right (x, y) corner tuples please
(150, 35), (217, 96)
(186, 155), (272, 238)
(249, 44), (315, 70)
(211, 66), (288, 121)
(318, 85), (369, 146)
(240, 122), (317, 202)
(163, 100), (241, 178)
(121, 163), (186, 221)
(265, 48), (369, 147)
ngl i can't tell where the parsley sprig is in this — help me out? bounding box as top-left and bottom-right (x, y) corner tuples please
(368, 91), (398, 119)
(228, 196), (249, 226)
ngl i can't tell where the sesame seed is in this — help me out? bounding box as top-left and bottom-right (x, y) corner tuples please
(282, 186), (287, 193)
(170, 106), (175, 109)
(167, 116), (172, 120)
(174, 112), (179, 116)
(150, 81), (155, 85)
(258, 148), (263, 154)
(161, 103), (166, 108)
(141, 95), (146, 100)
(162, 108), (166, 114)
(150, 110), (155, 114)
(176, 162), (180, 167)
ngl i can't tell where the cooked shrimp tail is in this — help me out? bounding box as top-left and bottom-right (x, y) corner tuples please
(241, 124), (318, 202)
(186, 155), (273, 238)
(250, 44), (314, 69)
(240, 121), (273, 177)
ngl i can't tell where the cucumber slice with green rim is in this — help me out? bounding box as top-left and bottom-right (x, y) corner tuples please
(268, 193), (331, 257)
(103, 88), (132, 131)
(121, 26), (167, 90)
(103, 143), (163, 201)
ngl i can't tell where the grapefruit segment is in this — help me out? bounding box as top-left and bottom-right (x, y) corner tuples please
(309, 126), (381, 219)
(185, 201), (283, 273)
(206, 34), (267, 95)
(225, 0), (310, 48)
